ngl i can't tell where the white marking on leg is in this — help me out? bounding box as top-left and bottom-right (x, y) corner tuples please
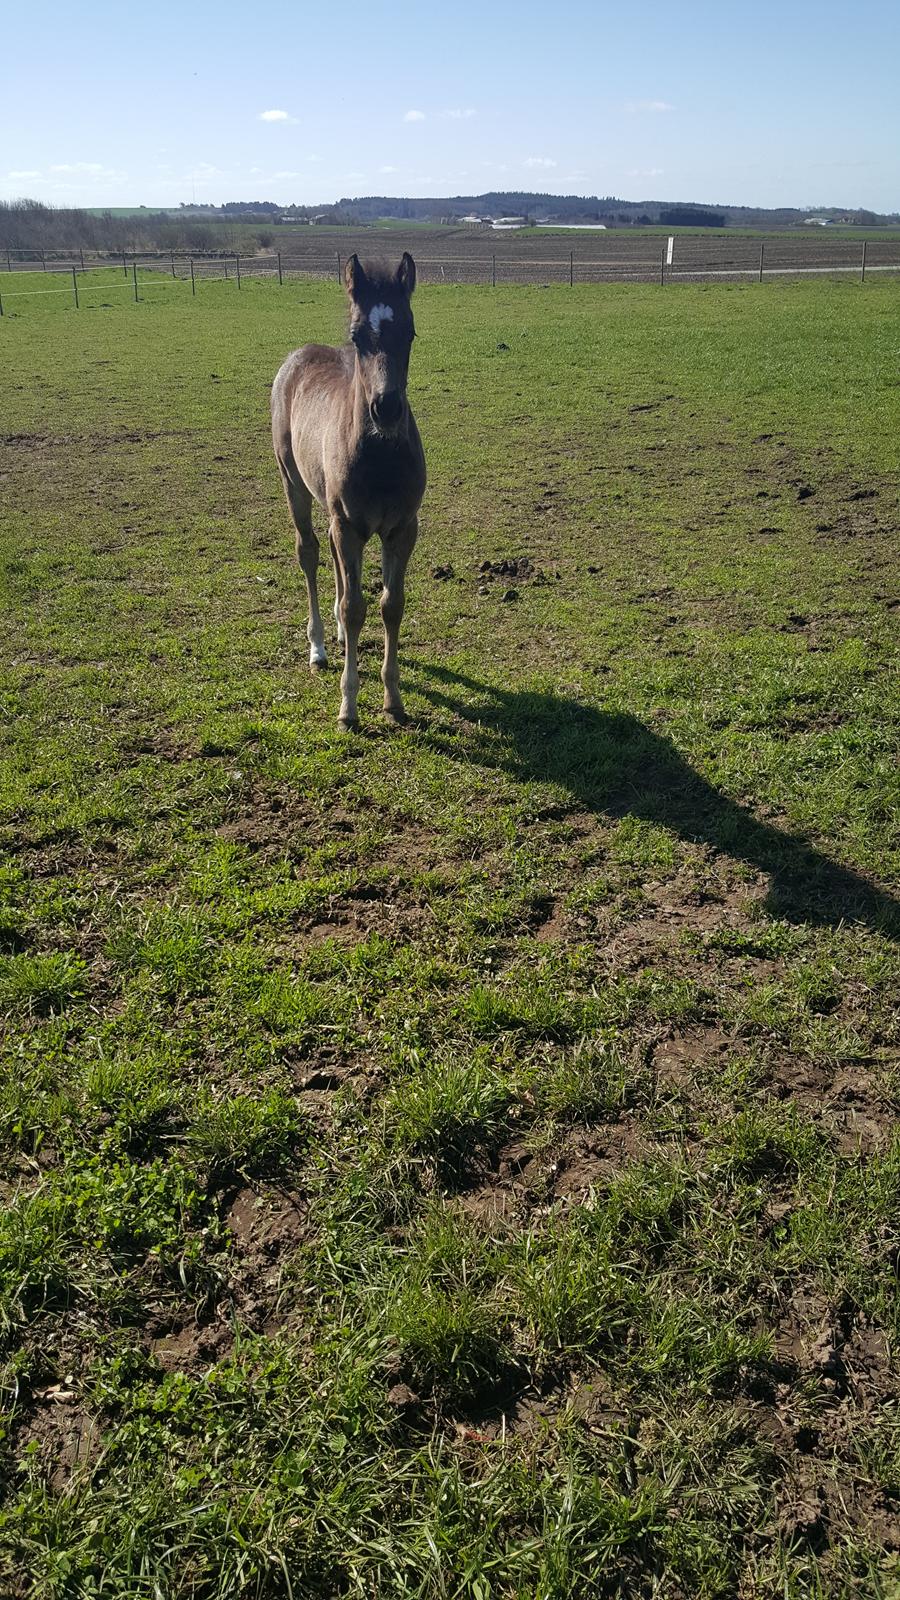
(333, 596), (346, 645)
(369, 303), (394, 334)
(307, 616), (326, 669)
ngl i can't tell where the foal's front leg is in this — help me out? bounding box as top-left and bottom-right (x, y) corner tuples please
(380, 518), (417, 725)
(331, 518), (366, 731)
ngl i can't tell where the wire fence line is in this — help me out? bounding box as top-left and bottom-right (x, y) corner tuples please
(1, 238), (898, 315)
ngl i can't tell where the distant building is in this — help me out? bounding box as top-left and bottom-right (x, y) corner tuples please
(803, 216), (834, 226)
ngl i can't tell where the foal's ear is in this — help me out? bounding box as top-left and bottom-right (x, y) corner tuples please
(396, 252), (416, 296)
(344, 254), (367, 300)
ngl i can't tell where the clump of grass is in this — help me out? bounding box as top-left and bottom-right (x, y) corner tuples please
(609, 816), (679, 870)
(710, 1106), (821, 1180)
(512, 1224), (637, 1363)
(83, 1050), (181, 1149)
(107, 906), (217, 1001)
(462, 979), (577, 1041)
(189, 1088), (306, 1178)
(388, 1278), (514, 1405)
(387, 1050), (512, 1176)
(534, 1040), (636, 1124)
(0, 949), (87, 1015)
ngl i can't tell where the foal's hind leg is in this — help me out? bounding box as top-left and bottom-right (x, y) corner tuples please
(276, 455), (327, 669)
(380, 517), (417, 725)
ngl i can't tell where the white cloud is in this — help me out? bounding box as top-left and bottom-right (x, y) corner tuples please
(627, 167), (665, 178)
(7, 169), (41, 180)
(403, 109), (426, 122)
(442, 107), (476, 120)
(51, 162), (109, 175)
(379, 164), (398, 174)
(524, 157), (557, 169)
(626, 99), (675, 113)
(259, 109), (297, 123)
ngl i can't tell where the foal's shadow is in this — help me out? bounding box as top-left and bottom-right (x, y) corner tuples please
(411, 663), (900, 940)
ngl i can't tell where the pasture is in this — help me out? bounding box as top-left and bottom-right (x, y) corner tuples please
(1, 275), (899, 1597)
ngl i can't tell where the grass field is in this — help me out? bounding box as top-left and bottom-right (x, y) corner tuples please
(1, 274), (899, 1598)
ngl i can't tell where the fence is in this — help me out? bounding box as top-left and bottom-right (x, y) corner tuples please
(1, 237), (898, 314)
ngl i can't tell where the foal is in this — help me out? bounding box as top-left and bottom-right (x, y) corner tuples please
(270, 252), (426, 730)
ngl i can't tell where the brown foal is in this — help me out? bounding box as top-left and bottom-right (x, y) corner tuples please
(270, 251), (426, 729)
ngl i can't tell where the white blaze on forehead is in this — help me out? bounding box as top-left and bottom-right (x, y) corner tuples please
(369, 303), (394, 334)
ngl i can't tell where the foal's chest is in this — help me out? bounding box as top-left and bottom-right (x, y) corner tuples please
(344, 433), (425, 535)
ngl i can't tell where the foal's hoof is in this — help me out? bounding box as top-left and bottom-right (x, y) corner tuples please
(383, 705), (408, 727)
(309, 650), (328, 672)
(337, 715), (359, 734)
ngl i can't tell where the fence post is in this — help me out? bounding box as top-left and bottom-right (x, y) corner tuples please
(277, 250), (283, 285)
(0, 285), (4, 316)
(132, 262), (139, 303)
(72, 266), (79, 310)
(5, 249), (9, 271)
(660, 244), (665, 286)
(223, 256), (228, 279)
(861, 240), (867, 282)
(80, 247), (84, 271)
(336, 252), (342, 282)
(758, 242), (765, 283)
(41, 249), (46, 272)
(569, 251), (574, 287)
(190, 258), (196, 296)
(123, 250), (127, 278)
(236, 253), (241, 289)
(491, 253), (496, 287)
(171, 251), (176, 279)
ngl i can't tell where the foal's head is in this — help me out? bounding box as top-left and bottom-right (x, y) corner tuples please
(345, 253), (416, 435)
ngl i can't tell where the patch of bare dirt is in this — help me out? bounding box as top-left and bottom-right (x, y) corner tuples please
(1, 427), (190, 452)
(222, 1183), (309, 1334)
(474, 556), (558, 596)
(150, 1321), (234, 1373)
(120, 729), (196, 763)
(654, 1026), (735, 1089)
(553, 1121), (650, 1201)
(16, 1391), (101, 1491)
(763, 1055), (895, 1153)
(144, 1185), (310, 1372)
(533, 899), (569, 944)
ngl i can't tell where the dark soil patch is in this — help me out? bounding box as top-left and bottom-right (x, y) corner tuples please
(653, 1025), (734, 1088)
(221, 1183), (309, 1334)
(16, 1395), (101, 1491)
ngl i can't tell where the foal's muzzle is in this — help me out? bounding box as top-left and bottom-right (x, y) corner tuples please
(370, 390), (404, 431)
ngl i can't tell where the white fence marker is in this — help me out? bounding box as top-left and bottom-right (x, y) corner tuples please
(666, 235), (675, 267)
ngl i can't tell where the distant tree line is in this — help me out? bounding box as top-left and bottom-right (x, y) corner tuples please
(0, 199), (276, 255)
(659, 206), (725, 228)
(1, 194), (895, 255)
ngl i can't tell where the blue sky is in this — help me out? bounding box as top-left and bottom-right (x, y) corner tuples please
(2, 0), (897, 211)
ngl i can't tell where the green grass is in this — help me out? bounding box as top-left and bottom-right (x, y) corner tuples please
(1, 274), (899, 1597)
